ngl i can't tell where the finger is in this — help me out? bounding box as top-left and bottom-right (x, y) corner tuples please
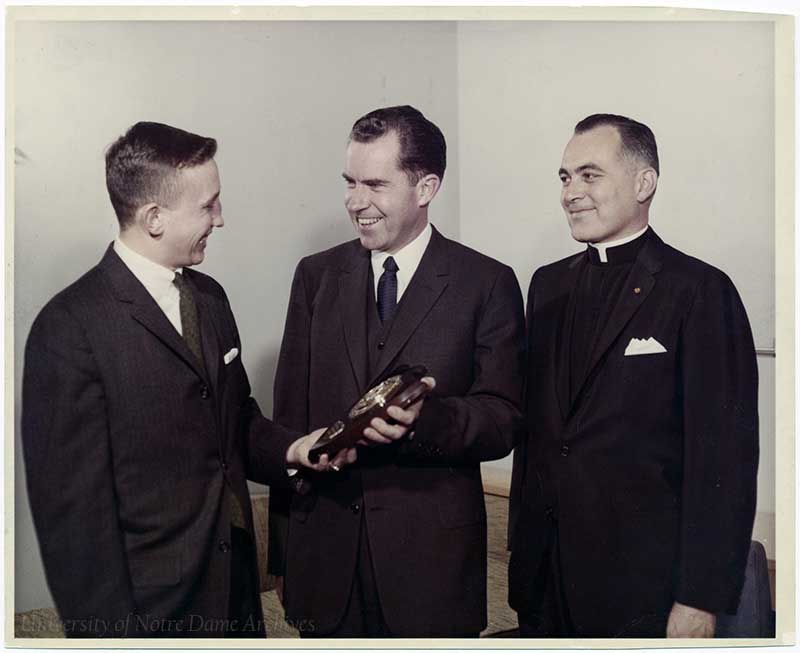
(368, 417), (408, 440)
(361, 426), (393, 444)
(421, 376), (436, 390)
(385, 405), (416, 425)
(330, 449), (350, 470)
(345, 448), (358, 464)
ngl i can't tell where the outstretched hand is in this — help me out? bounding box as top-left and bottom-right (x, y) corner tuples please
(286, 428), (358, 472)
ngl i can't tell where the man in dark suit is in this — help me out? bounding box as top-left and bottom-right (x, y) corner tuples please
(21, 121), (358, 638)
(267, 105), (525, 637)
(508, 114), (759, 638)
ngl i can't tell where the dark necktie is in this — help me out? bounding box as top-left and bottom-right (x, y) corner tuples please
(173, 272), (204, 364)
(377, 256), (399, 323)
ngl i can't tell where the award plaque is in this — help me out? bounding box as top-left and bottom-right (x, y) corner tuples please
(308, 365), (430, 463)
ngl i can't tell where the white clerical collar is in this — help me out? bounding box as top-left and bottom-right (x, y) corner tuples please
(589, 225), (649, 263)
(114, 236), (182, 301)
(370, 222), (432, 301)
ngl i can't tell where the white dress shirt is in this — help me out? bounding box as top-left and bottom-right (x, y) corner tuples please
(370, 222), (432, 301)
(114, 237), (184, 335)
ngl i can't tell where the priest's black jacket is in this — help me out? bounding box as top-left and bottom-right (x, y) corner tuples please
(508, 228), (759, 636)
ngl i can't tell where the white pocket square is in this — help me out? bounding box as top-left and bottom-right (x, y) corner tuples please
(624, 337), (667, 356)
(223, 347), (239, 365)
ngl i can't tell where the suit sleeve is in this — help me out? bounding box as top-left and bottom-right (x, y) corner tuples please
(399, 265), (526, 465)
(674, 269), (759, 614)
(267, 261), (312, 576)
(22, 301), (137, 637)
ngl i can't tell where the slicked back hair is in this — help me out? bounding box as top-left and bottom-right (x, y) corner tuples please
(105, 121), (217, 228)
(575, 113), (660, 175)
(349, 105), (446, 184)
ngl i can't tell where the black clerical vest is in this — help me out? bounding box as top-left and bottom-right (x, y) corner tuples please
(568, 230), (650, 405)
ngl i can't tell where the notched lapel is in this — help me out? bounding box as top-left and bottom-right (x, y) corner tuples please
(338, 250), (370, 394)
(100, 244), (209, 383)
(129, 302), (210, 383)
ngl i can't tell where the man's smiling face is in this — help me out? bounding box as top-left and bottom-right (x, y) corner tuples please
(343, 131), (428, 254)
(559, 125), (646, 244)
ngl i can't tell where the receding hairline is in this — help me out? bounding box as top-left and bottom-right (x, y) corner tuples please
(568, 124), (653, 173)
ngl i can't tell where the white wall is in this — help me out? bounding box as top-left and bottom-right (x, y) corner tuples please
(13, 20), (460, 612)
(456, 21), (775, 557)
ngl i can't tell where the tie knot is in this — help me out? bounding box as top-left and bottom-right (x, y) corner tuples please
(383, 256), (398, 274)
(173, 272), (186, 289)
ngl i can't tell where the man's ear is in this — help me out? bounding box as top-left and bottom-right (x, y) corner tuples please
(417, 174), (442, 208)
(137, 203), (164, 237)
(636, 168), (658, 203)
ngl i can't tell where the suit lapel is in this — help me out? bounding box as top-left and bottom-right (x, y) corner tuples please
(572, 230), (665, 409)
(99, 244), (209, 383)
(338, 245), (371, 394)
(555, 253), (585, 422)
(370, 229), (449, 384)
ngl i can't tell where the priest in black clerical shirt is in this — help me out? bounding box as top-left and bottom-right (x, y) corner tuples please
(508, 114), (759, 638)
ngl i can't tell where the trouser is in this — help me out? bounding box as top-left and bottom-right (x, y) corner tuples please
(302, 512), (481, 639)
(517, 513), (574, 638)
(516, 515), (670, 638)
(302, 511), (390, 638)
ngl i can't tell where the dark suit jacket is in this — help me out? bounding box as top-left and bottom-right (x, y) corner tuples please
(508, 229), (759, 636)
(22, 245), (299, 637)
(267, 226), (525, 636)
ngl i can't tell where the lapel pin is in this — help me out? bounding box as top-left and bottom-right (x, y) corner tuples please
(634, 287), (641, 294)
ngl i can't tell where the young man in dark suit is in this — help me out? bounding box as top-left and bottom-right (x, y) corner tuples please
(267, 105), (526, 637)
(508, 114), (759, 638)
(21, 122), (361, 638)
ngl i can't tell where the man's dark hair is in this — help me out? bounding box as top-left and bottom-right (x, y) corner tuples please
(575, 113), (659, 175)
(349, 105), (446, 183)
(105, 121), (217, 228)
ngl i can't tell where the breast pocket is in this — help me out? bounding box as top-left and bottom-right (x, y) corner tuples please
(220, 351), (249, 406)
(617, 343), (675, 386)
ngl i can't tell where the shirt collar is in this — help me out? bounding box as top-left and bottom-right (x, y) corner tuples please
(370, 222), (432, 278)
(588, 225), (649, 265)
(114, 236), (181, 300)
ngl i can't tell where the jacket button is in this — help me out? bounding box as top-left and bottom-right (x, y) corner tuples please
(218, 539), (230, 553)
(560, 444), (570, 457)
(201, 385), (210, 399)
(377, 341), (385, 350)
(221, 460), (229, 472)
(350, 503), (361, 515)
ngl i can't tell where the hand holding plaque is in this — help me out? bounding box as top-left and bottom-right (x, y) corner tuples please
(308, 365), (432, 464)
